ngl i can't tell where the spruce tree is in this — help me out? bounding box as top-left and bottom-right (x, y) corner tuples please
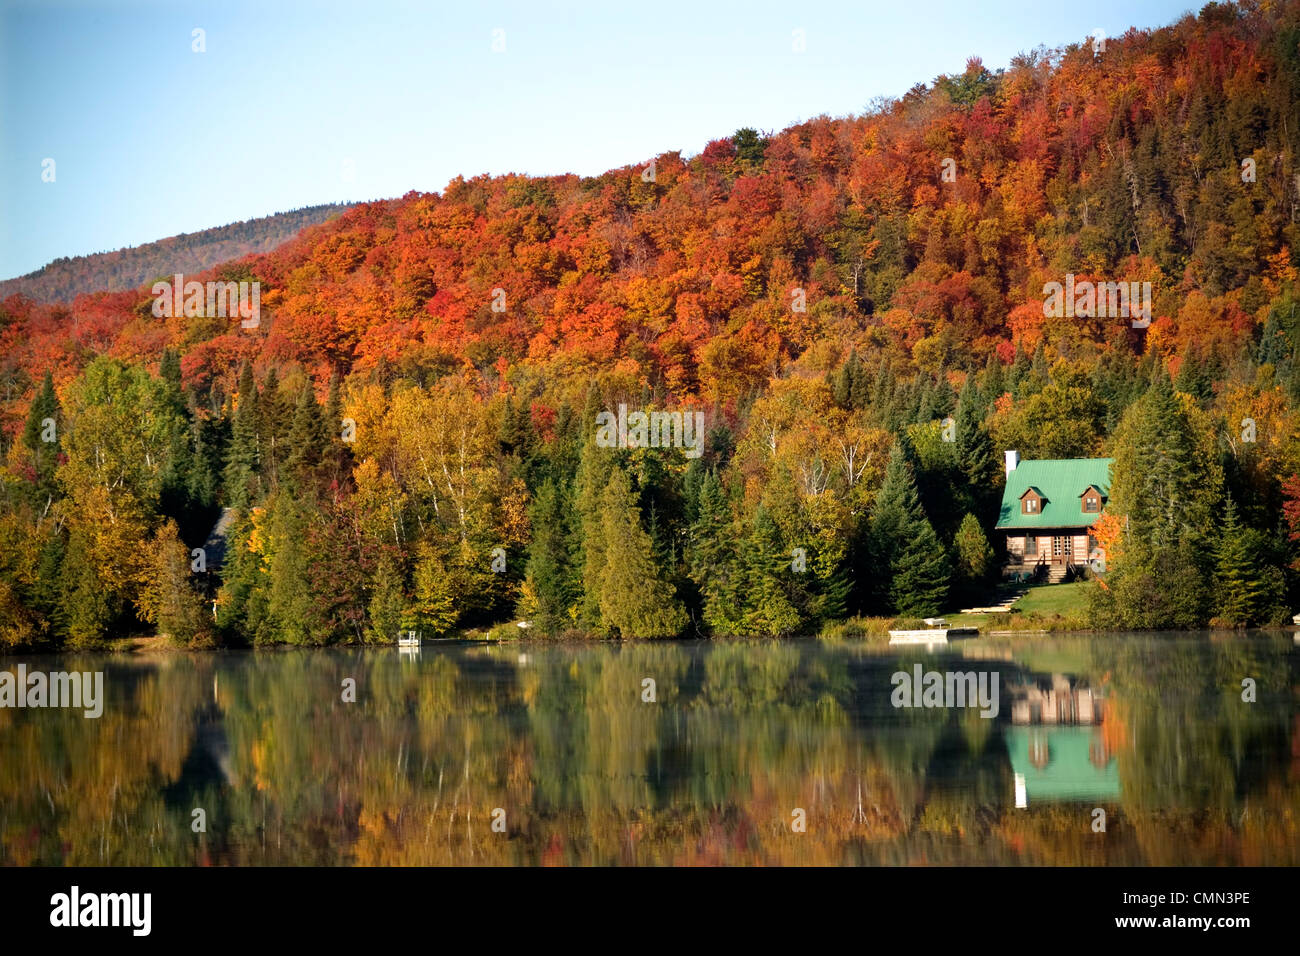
(223, 362), (260, 509)
(596, 466), (687, 638)
(524, 478), (576, 634)
(265, 495), (326, 644)
(1097, 374), (1221, 627)
(954, 376), (1001, 524)
(572, 416), (617, 631)
(366, 551), (407, 643)
(1212, 498), (1282, 626)
(688, 470), (742, 633)
(739, 506), (802, 636)
(283, 386), (324, 496)
(22, 371), (61, 502)
(215, 514), (271, 644)
(871, 443), (951, 616)
(890, 519), (951, 617)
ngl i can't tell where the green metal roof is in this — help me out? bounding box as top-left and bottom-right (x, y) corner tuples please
(1006, 726), (1121, 804)
(996, 458), (1114, 530)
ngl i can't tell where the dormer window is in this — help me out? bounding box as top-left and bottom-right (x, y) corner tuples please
(1081, 485), (1104, 514)
(1020, 488), (1043, 515)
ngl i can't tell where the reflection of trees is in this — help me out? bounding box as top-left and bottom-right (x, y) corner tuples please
(1094, 637), (1290, 811)
(1, 636), (1297, 865)
(0, 655), (207, 865)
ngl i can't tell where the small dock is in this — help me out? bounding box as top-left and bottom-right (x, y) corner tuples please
(888, 626), (979, 646)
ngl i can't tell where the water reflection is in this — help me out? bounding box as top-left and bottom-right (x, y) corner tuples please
(0, 633), (1296, 865)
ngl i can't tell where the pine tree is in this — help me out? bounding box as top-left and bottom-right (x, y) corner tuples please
(321, 371), (350, 484)
(215, 514), (271, 644)
(871, 443), (951, 616)
(739, 506), (802, 636)
(596, 466), (687, 638)
(1098, 374), (1221, 627)
(58, 530), (111, 648)
(688, 470), (743, 633)
(891, 520), (951, 617)
(21, 370), (61, 502)
(258, 367), (286, 484)
(954, 376), (1001, 523)
(265, 496), (323, 644)
(524, 478), (576, 634)
(366, 550), (407, 643)
(980, 352), (1005, 407)
(1212, 498), (1282, 626)
(159, 347), (183, 395)
(572, 417), (617, 631)
(283, 386), (325, 496)
(223, 362), (260, 509)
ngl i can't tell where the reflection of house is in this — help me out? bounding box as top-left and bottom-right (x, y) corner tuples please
(996, 453), (1113, 582)
(1008, 727), (1119, 808)
(1009, 673), (1105, 726)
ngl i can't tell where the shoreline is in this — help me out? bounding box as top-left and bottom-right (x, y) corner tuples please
(1, 624), (1296, 657)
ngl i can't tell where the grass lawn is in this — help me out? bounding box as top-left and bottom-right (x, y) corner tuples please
(940, 580), (1093, 631)
(1010, 581), (1093, 617)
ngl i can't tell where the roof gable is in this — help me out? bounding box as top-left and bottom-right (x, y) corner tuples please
(996, 458), (1114, 530)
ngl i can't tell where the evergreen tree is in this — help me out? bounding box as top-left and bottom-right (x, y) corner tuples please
(1094, 375), (1221, 628)
(366, 550), (407, 643)
(688, 470), (742, 634)
(1212, 498), (1284, 626)
(524, 478), (576, 634)
(159, 347), (183, 394)
(596, 466), (687, 638)
(58, 530), (111, 648)
(871, 443), (951, 616)
(215, 514), (271, 644)
(890, 519), (951, 617)
(21, 370), (61, 503)
(258, 368), (286, 485)
(739, 506), (802, 636)
(223, 362), (261, 509)
(572, 414), (617, 631)
(954, 376), (1001, 524)
(980, 352), (1005, 407)
(283, 386), (325, 496)
(265, 495), (326, 644)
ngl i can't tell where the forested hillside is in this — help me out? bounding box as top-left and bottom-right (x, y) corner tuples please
(3, 0), (1300, 648)
(0, 203), (353, 304)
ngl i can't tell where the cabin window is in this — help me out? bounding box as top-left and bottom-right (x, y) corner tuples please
(1025, 536), (1038, 557)
(1022, 497), (1039, 514)
(1083, 492), (1100, 513)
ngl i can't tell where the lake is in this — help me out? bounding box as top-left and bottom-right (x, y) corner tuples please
(1, 632), (1297, 865)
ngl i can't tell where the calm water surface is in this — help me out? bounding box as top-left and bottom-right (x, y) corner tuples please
(2, 633), (1298, 865)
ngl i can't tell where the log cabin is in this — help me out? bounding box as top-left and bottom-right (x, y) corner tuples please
(996, 452), (1113, 583)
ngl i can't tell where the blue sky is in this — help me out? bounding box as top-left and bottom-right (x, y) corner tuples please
(0, 0), (1198, 281)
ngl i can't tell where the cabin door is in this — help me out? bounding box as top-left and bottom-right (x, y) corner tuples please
(1052, 535), (1071, 565)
